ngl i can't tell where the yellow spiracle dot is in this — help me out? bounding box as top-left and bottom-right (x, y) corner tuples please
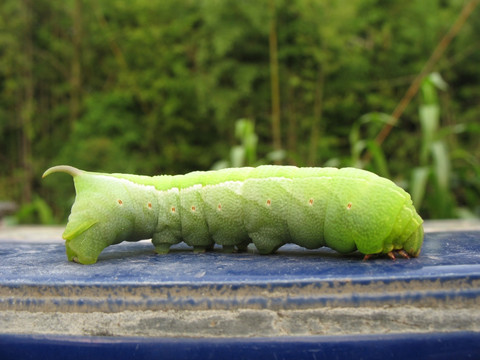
(117, 199), (123, 205)
(266, 199), (271, 206)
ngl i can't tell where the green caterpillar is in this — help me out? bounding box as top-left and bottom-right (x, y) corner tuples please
(43, 165), (424, 264)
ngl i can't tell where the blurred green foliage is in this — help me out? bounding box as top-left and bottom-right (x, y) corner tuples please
(211, 119), (286, 169)
(0, 0), (479, 223)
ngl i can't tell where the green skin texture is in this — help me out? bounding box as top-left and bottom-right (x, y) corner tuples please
(42, 165), (424, 265)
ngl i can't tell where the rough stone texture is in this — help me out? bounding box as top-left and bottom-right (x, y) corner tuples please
(1, 306), (479, 338)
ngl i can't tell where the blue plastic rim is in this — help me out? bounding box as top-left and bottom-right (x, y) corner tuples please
(1, 332), (480, 360)
(1, 231), (480, 286)
(1, 231), (480, 311)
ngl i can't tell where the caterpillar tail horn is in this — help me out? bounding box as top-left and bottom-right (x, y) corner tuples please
(43, 165), (83, 178)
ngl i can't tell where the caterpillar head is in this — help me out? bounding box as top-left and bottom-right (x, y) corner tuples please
(403, 222), (424, 257)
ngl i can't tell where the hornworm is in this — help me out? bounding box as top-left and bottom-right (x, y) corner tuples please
(43, 165), (424, 264)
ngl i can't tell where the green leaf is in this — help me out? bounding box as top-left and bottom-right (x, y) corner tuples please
(365, 140), (390, 178)
(410, 167), (430, 209)
(431, 141), (450, 191)
(230, 146), (246, 168)
(429, 72), (448, 91)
